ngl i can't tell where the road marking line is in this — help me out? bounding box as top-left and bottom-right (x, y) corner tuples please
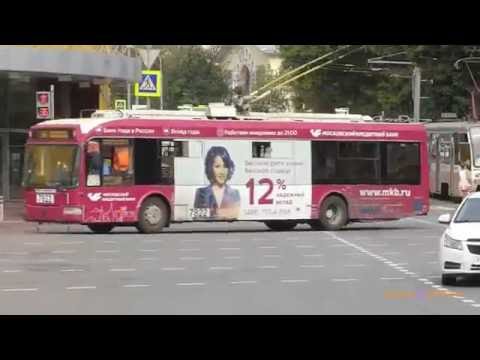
(95, 250), (120, 253)
(60, 241), (85, 245)
(176, 282), (205, 286)
(427, 275), (441, 279)
(259, 246), (278, 249)
(209, 266), (233, 270)
(407, 243), (420, 246)
(418, 278), (429, 281)
(139, 249), (160, 253)
(257, 265), (278, 269)
(382, 252), (401, 255)
(332, 278), (358, 282)
(66, 286), (96, 290)
(462, 299), (475, 304)
(179, 257), (205, 261)
(431, 206), (456, 211)
(143, 239), (164, 243)
(45, 258), (67, 262)
(2, 270), (22, 273)
(109, 268), (136, 272)
(302, 254), (324, 257)
(295, 245), (315, 249)
(61, 269), (85, 272)
(432, 285), (442, 288)
(224, 256), (241, 260)
(263, 255), (281, 258)
(397, 262), (409, 265)
(216, 239), (240, 242)
(162, 267), (185, 271)
(123, 284), (151, 288)
(178, 248), (201, 252)
(139, 257), (158, 261)
(103, 240), (117, 244)
(231, 281), (257, 285)
(406, 272), (416, 275)
(300, 265), (325, 268)
(472, 304), (480, 308)
(24, 242), (43, 246)
(219, 248), (241, 251)
(1, 252), (28, 255)
(52, 250), (76, 254)
(2, 288), (38, 292)
(344, 264), (366, 267)
(281, 279), (309, 283)
(380, 277), (405, 280)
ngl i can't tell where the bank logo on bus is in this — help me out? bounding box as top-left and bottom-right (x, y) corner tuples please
(310, 129), (322, 137)
(87, 193), (102, 202)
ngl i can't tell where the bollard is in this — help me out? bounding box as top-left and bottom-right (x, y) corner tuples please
(0, 196), (3, 222)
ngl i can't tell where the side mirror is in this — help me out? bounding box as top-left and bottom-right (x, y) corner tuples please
(438, 213), (452, 224)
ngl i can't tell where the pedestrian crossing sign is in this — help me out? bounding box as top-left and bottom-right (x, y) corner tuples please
(135, 70), (162, 97)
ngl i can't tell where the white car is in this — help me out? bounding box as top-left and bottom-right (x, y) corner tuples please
(438, 192), (480, 285)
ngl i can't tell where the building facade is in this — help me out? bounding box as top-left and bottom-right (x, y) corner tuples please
(222, 45), (282, 94)
(0, 45), (141, 200)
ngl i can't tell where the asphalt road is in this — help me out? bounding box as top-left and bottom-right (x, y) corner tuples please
(0, 198), (478, 315)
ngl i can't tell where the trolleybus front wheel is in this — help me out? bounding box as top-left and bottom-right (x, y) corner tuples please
(137, 197), (168, 234)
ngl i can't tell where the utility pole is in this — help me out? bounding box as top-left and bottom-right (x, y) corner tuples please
(368, 57), (421, 122)
(126, 45), (133, 110)
(412, 66), (422, 122)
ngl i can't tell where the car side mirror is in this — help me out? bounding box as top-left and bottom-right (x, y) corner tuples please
(438, 213), (452, 224)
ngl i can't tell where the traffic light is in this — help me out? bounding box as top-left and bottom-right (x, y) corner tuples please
(36, 91), (52, 120)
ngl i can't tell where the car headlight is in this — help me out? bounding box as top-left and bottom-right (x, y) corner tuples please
(444, 233), (463, 250)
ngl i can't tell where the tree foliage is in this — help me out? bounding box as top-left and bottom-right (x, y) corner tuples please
(161, 46), (229, 109)
(279, 45), (480, 119)
(135, 46), (229, 110)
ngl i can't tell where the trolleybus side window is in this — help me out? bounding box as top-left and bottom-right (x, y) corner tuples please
(454, 133), (470, 167)
(382, 142), (420, 185)
(252, 142), (272, 158)
(86, 139), (134, 187)
(312, 141), (381, 184)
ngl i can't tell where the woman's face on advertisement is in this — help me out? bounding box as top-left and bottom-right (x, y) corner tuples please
(212, 156), (228, 185)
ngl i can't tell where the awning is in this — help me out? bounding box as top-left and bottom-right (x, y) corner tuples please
(0, 46), (142, 82)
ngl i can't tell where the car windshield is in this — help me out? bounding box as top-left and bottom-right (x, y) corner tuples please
(22, 145), (80, 188)
(454, 198), (480, 223)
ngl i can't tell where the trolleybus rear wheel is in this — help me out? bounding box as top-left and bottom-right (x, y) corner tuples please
(318, 195), (348, 231)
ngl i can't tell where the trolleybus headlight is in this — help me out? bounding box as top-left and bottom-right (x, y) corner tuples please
(444, 233), (463, 250)
(63, 207), (82, 216)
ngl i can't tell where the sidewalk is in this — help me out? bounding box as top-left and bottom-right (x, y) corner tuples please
(2, 201), (25, 222)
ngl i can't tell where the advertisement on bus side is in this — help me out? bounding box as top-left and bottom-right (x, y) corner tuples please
(173, 140), (312, 221)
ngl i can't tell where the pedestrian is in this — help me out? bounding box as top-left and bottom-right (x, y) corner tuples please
(458, 160), (473, 198)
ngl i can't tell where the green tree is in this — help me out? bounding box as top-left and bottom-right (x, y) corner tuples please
(133, 46), (229, 110)
(279, 45), (480, 119)
(161, 46), (229, 109)
(250, 64), (290, 112)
